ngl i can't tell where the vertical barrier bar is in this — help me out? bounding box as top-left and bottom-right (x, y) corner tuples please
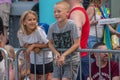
(119, 54), (120, 80)
(15, 48), (26, 80)
(60, 51), (62, 80)
(70, 55), (72, 80)
(34, 54), (36, 80)
(0, 48), (9, 80)
(108, 54), (111, 80)
(43, 51), (46, 80)
(98, 52), (101, 79)
(89, 52), (91, 80)
(25, 50), (28, 80)
(79, 52), (82, 80)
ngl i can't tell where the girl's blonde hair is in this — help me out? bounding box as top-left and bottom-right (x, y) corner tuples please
(4, 45), (15, 60)
(19, 10), (38, 34)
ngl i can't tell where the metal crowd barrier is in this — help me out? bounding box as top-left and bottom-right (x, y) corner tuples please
(0, 48), (9, 80)
(14, 48), (120, 80)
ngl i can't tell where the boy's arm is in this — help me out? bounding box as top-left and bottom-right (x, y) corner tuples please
(58, 38), (79, 66)
(62, 38), (80, 57)
(48, 40), (60, 55)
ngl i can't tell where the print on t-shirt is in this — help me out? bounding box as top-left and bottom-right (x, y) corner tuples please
(52, 30), (72, 49)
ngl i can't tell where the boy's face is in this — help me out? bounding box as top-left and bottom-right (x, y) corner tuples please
(54, 4), (68, 23)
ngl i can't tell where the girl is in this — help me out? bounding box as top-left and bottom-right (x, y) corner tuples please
(17, 10), (53, 80)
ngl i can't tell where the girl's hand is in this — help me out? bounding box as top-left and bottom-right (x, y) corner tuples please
(24, 43), (31, 48)
(26, 44), (35, 55)
(33, 47), (40, 53)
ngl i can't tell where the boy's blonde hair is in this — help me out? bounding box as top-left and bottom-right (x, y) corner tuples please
(55, 1), (70, 11)
(4, 45), (15, 60)
(19, 10), (38, 34)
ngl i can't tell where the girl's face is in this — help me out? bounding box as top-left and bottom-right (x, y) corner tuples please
(54, 4), (68, 23)
(23, 13), (37, 33)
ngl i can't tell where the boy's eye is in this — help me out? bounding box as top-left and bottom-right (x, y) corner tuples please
(54, 10), (61, 13)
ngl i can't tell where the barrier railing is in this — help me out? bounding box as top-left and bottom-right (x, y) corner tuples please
(14, 48), (120, 80)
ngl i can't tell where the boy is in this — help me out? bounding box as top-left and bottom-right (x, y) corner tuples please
(47, 1), (80, 80)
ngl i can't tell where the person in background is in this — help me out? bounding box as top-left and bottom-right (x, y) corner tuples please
(4, 45), (16, 80)
(87, 0), (120, 49)
(17, 10), (53, 80)
(18, 50), (30, 80)
(0, 17), (5, 80)
(63, 0), (90, 80)
(0, 0), (11, 44)
(87, 42), (119, 80)
(48, 1), (80, 80)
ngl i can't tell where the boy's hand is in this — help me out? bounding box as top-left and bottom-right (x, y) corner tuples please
(55, 53), (60, 61)
(57, 55), (66, 66)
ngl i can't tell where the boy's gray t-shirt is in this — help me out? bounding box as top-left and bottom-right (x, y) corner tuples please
(47, 20), (80, 64)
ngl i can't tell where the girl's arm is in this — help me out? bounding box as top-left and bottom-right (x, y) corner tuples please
(32, 43), (48, 53)
(25, 43), (48, 54)
(32, 43), (48, 48)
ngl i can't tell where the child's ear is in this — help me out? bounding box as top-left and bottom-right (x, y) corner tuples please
(66, 11), (69, 17)
(23, 23), (26, 26)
